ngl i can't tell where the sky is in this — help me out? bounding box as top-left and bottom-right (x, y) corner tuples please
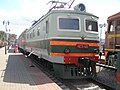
(0, 0), (119, 38)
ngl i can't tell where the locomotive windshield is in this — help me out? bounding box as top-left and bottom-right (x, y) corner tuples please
(59, 18), (79, 30)
(85, 20), (98, 32)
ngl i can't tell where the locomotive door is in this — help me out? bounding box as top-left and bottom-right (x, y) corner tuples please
(44, 20), (49, 49)
(115, 19), (120, 49)
(106, 20), (116, 49)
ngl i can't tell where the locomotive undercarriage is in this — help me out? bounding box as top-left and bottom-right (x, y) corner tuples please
(53, 58), (96, 79)
(36, 58), (96, 79)
(18, 47), (97, 79)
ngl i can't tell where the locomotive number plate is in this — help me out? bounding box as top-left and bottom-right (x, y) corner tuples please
(76, 44), (89, 49)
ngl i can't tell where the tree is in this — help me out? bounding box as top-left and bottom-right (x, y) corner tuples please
(0, 31), (7, 41)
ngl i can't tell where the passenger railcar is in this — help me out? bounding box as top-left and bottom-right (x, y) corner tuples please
(105, 12), (120, 66)
(18, 29), (27, 52)
(18, 2), (100, 79)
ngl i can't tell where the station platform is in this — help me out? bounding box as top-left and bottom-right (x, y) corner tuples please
(0, 47), (62, 90)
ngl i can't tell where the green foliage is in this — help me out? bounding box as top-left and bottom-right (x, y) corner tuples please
(0, 31), (7, 41)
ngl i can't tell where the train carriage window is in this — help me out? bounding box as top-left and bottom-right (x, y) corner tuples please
(33, 29), (35, 37)
(46, 21), (49, 33)
(37, 26), (40, 36)
(27, 34), (29, 39)
(59, 18), (79, 30)
(85, 20), (98, 32)
(117, 20), (120, 30)
(37, 30), (40, 36)
(30, 33), (32, 38)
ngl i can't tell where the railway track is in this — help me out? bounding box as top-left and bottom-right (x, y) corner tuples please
(96, 63), (117, 70)
(94, 65), (116, 90)
(26, 54), (115, 90)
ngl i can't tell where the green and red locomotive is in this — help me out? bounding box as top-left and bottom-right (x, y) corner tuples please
(18, 1), (100, 79)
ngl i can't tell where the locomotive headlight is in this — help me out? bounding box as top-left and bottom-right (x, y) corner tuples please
(64, 48), (70, 54)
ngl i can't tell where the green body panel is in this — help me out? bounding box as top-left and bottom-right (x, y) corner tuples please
(51, 39), (99, 43)
(25, 38), (99, 55)
(50, 39), (99, 54)
(51, 46), (98, 53)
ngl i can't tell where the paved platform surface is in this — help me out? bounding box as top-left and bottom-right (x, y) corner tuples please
(0, 47), (62, 90)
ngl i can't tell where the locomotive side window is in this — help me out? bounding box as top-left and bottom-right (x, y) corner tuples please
(37, 26), (40, 36)
(30, 33), (32, 38)
(85, 20), (98, 32)
(59, 18), (79, 30)
(37, 30), (40, 36)
(33, 29), (35, 37)
(27, 33), (29, 39)
(117, 20), (120, 30)
(108, 21), (115, 33)
(46, 21), (49, 33)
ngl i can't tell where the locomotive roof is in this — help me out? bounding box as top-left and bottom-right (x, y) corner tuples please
(49, 9), (99, 18)
(25, 9), (99, 33)
(30, 9), (98, 27)
(108, 12), (120, 20)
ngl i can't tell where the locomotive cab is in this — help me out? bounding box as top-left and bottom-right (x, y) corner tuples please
(49, 4), (99, 40)
(105, 12), (120, 49)
(105, 12), (120, 66)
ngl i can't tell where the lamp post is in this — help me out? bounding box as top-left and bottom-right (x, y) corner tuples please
(99, 23), (106, 52)
(3, 20), (10, 54)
